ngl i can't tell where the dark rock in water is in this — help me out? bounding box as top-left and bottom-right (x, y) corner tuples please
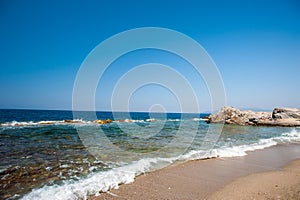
(207, 106), (300, 127)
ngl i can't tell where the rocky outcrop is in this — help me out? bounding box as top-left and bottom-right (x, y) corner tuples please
(93, 119), (113, 124)
(208, 107), (300, 127)
(272, 108), (300, 119)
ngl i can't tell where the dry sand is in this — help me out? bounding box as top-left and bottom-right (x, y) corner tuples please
(90, 144), (300, 200)
(209, 160), (300, 200)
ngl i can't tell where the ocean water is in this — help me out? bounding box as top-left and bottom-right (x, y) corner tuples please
(0, 109), (299, 199)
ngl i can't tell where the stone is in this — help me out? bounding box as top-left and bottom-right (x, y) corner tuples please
(207, 106), (300, 127)
(105, 118), (112, 123)
(94, 120), (106, 124)
(272, 108), (300, 119)
(93, 119), (113, 124)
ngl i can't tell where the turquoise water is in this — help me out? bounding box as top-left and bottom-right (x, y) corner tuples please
(0, 109), (299, 199)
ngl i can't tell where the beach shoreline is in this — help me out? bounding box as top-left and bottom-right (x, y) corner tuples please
(90, 143), (300, 200)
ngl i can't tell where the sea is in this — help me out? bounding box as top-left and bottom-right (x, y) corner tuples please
(0, 109), (299, 199)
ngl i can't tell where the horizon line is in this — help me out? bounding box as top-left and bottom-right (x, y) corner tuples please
(0, 107), (212, 114)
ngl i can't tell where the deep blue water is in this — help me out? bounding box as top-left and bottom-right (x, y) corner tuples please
(0, 109), (207, 123)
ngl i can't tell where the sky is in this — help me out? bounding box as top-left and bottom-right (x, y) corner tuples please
(0, 0), (299, 112)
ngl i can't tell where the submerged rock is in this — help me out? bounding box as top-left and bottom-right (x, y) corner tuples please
(208, 106), (300, 127)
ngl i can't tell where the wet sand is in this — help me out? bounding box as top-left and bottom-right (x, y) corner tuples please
(91, 144), (300, 200)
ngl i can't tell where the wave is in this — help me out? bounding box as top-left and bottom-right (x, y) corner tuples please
(0, 119), (89, 127)
(0, 118), (206, 128)
(21, 129), (300, 200)
(21, 157), (174, 200)
(167, 119), (180, 122)
(182, 129), (300, 160)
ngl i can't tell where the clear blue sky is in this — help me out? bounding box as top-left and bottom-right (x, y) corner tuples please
(0, 0), (299, 112)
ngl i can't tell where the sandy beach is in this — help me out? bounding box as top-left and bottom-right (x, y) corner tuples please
(209, 159), (300, 200)
(91, 144), (300, 200)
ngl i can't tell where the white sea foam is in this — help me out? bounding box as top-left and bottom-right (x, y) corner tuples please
(21, 129), (300, 200)
(181, 128), (300, 160)
(167, 119), (180, 122)
(120, 119), (145, 123)
(0, 119), (93, 127)
(1, 120), (59, 127)
(192, 118), (202, 121)
(146, 118), (156, 122)
(1, 120), (39, 127)
(21, 157), (173, 200)
(208, 138), (278, 158)
(0, 118), (204, 128)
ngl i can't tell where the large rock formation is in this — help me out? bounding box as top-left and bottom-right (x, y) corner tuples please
(208, 107), (300, 127)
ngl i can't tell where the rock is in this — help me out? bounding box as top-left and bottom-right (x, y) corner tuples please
(105, 118), (112, 123)
(94, 120), (106, 124)
(257, 118), (300, 127)
(94, 119), (113, 124)
(208, 106), (300, 127)
(272, 108), (300, 119)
